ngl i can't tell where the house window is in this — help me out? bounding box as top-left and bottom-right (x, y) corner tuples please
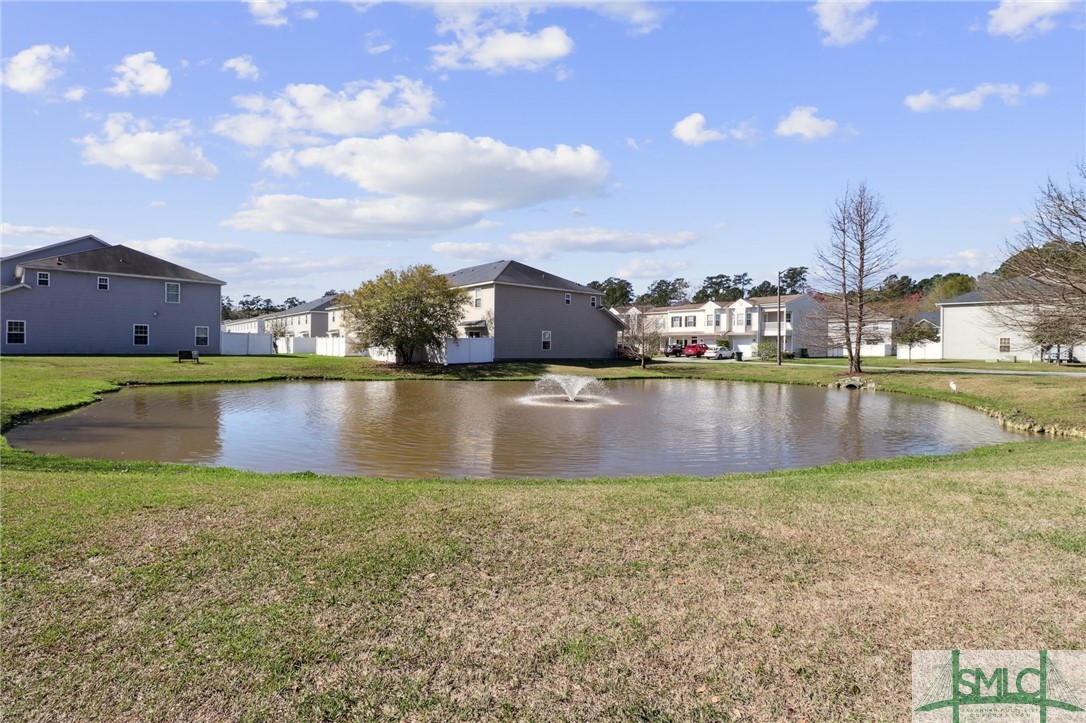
(745, 311), (753, 326)
(671, 317), (682, 328)
(474, 289), (482, 308)
(590, 296), (597, 308)
(165, 282), (180, 303)
(706, 315), (713, 326)
(195, 326), (209, 346)
(542, 330), (552, 351)
(999, 337), (1011, 353)
(786, 311), (792, 322)
(133, 324), (149, 346)
(685, 315), (696, 327)
(98, 276), (109, 291)
(6, 320), (26, 344)
(37, 272), (49, 287)
(564, 293), (572, 305)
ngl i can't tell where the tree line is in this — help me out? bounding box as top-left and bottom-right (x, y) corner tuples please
(221, 290), (343, 321)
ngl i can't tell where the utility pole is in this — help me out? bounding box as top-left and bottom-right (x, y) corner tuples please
(776, 270), (783, 366)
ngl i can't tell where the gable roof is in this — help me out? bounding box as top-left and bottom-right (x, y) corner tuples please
(747, 293), (804, 306)
(916, 311), (940, 326)
(269, 294), (339, 317)
(445, 259), (598, 294)
(18, 244), (225, 285)
(0, 234), (110, 263)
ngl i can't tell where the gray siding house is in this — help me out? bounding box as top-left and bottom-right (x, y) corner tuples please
(445, 260), (625, 361)
(1, 236), (225, 355)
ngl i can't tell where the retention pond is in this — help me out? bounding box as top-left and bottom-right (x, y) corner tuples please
(6, 378), (1036, 479)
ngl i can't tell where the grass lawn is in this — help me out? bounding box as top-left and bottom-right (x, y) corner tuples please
(2, 355), (1085, 720)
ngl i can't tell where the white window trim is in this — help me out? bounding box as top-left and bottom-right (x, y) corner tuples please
(133, 324), (150, 346)
(37, 272), (50, 286)
(165, 282), (181, 303)
(195, 326), (210, 346)
(542, 330), (552, 351)
(98, 276), (109, 291)
(7, 320), (26, 345)
(590, 296), (597, 308)
(564, 293), (572, 305)
(474, 289), (482, 308)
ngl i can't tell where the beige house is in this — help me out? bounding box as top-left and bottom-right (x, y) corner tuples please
(222, 294), (338, 339)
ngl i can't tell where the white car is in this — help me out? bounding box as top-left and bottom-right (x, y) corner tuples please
(703, 346), (734, 360)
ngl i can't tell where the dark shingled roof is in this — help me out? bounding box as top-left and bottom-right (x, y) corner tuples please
(272, 295), (340, 316)
(444, 260), (598, 294)
(916, 311), (940, 326)
(18, 244), (224, 285)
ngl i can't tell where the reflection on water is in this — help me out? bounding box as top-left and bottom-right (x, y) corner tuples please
(7, 379), (1034, 479)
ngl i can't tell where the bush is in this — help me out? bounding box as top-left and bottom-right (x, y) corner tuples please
(755, 340), (777, 361)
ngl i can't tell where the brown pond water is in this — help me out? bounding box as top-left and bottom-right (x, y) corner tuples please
(6, 378), (1035, 479)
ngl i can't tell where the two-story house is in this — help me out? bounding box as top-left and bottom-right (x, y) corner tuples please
(1, 236), (224, 355)
(445, 260), (625, 361)
(725, 294), (825, 358)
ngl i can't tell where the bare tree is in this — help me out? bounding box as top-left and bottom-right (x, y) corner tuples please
(618, 308), (664, 369)
(266, 318), (288, 353)
(814, 182), (898, 374)
(987, 163), (1086, 359)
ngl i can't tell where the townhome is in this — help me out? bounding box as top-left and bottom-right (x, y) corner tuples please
(1, 236), (224, 355)
(726, 294), (825, 358)
(222, 295), (339, 338)
(446, 260), (625, 361)
(826, 312), (898, 358)
(639, 302), (729, 348)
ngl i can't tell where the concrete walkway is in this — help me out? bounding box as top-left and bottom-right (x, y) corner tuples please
(656, 356), (1086, 378)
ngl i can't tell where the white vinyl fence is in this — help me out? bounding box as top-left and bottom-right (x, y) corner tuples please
(367, 337), (494, 365)
(221, 332), (274, 355)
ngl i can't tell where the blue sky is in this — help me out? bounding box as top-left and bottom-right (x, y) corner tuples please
(2, 1), (1083, 303)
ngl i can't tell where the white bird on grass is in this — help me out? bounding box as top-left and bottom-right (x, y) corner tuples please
(949, 380), (958, 393)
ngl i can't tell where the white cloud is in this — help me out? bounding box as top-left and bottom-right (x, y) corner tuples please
(583, 2), (664, 35)
(296, 7), (318, 21)
(810, 0), (878, 46)
(274, 130), (608, 204)
(0, 222), (96, 240)
(672, 113), (758, 146)
(247, 0), (288, 27)
(508, 227), (699, 254)
(618, 258), (690, 279)
(898, 248), (1003, 275)
(774, 106), (841, 140)
(226, 131), (610, 239)
(672, 113), (725, 147)
(222, 55), (260, 81)
(988, 0), (1075, 39)
(148, 200), (167, 208)
(1, 44), (72, 94)
(77, 113), (219, 180)
(625, 137), (640, 151)
(128, 237), (259, 265)
(213, 76), (437, 147)
(223, 194), (487, 239)
(432, 25), (574, 72)
(364, 30), (394, 55)
(63, 86), (86, 102)
(107, 51), (171, 96)
(905, 81), (1049, 111)
(431, 241), (508, 261)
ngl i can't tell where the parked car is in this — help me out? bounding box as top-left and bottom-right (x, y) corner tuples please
(683, 343), (709, 357)
(703, 345), (734, 360)
(663, 344), (685, 357)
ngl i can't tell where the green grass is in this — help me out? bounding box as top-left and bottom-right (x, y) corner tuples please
(2, 354), (1085, 720)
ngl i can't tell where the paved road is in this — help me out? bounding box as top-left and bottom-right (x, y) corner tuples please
(654, 356), (1086, 378)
